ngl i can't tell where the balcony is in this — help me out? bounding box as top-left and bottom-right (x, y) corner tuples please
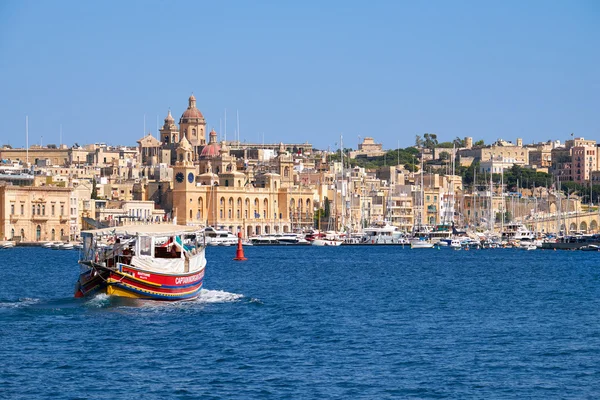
(32, 214), (49, 221)
(9, 215), (19, 223)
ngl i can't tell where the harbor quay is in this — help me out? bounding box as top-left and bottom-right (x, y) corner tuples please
(1, 96), (599, 249)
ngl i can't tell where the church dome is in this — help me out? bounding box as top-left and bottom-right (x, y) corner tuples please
(181, 94), (204, 120)
(200, 129), (220, 158)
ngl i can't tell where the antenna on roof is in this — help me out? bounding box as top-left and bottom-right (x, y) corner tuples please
(224, 109), (227, 144)
(237, 110), (240, 148)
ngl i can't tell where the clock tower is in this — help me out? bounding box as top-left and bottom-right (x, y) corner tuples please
(173, 136), (198, 225)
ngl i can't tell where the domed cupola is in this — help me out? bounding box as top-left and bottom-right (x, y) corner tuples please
(200, 129), (221, 159)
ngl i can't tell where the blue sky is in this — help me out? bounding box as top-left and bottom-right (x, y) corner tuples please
(0, 0), (598, 150)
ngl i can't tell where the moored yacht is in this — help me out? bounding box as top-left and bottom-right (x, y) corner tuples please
(201, 227), (238, 246)
(360, 221), (408, 244)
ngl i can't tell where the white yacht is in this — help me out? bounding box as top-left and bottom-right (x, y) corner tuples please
(360, 222), (409, 244)
(201, 227), (238, 246)
(501, 223), (535, 241)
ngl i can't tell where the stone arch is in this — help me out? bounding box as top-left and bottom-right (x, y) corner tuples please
(36, 225), (41, 241)
(283, 225), (290, 233)
(247, 226), (253, 237)
(569, 222), (577, 232)
(263, 199), (268, 219)
(228, 197), (234, 219)
(549, 202), (557, 213)
(265, 225), (270, 234)
(590, 219), (598, 232)
(297, 199), (302, 211)
(254, 198), (260, 217)
(51, 228), (55, 241)
(580, 221), (588, 232)
(290, 198), (295, 210)
(256, 226), (261, 235)
(237, 197), (242, 219)
(20, 228), (25, 240)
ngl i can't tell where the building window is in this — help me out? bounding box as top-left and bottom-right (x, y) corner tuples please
(52, 205), (55, 216)
(42, 204), (46, 215)
(36, 225), (41, 241)
(10, 204), (14, 215)
(60, 205), (64, 216)
(20, 204), (24, 215)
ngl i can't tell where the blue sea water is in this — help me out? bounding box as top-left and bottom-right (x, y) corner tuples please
(1, 246), (600, 399)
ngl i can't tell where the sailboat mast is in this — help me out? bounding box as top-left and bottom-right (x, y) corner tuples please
(26, 116), (29, 166)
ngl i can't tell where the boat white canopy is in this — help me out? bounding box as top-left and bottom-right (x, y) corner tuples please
(82, 224), (204, 238)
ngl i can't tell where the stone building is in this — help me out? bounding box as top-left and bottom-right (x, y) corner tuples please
(171, 137), (315, 236)
(0, 183), (72, 241)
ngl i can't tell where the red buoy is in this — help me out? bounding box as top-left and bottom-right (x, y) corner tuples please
(233, 231), (247, 261)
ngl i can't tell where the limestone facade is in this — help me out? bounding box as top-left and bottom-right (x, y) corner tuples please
(0, 183), (72, 241)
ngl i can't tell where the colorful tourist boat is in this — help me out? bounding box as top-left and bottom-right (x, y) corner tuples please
(75, 225), (206, 300)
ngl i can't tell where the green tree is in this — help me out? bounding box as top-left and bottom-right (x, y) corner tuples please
(453, 137), (466, 147)
(423, 133), (438, 149)
(415, 135), (423, 148)
(474, 139), (485, 146)
(91, 179), (98, 200)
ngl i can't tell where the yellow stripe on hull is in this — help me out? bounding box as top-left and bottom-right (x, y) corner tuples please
(106, 285), (151, 299)
(105, 281), (203, 300)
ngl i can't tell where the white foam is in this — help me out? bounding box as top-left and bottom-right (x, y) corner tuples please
(196, 289), (244, 303)
(85, 293), (111, 308)
(0, 297), (40, 309)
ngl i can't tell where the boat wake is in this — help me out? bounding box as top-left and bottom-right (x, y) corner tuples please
(195, 289), (244, 303)
(0, 297), (41, 309)
(81, 289), (245, 310)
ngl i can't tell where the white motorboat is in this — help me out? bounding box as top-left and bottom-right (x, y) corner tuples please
(42, 242), (54, 248)
(311, 238), (343, 246)
(277, 233), (310, 245)
(360, 221), (407, 244)
(60, 242), (74, 250)
(410, 239), (434, 249)
(201, 227), (238, 246)
(249, 235), (280, 245)
(0, 241), (15, 249)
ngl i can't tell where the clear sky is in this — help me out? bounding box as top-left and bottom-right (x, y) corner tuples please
(0, 0), (598, 151)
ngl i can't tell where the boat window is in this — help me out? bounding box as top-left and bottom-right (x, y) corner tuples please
(139, 236), (152, 256)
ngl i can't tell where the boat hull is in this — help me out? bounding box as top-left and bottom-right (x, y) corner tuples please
(311, 239), (343, 246)
(75, 262), (205, 301)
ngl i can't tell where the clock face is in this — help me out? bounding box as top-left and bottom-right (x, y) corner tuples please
(175, 172), (184, 183)
(188, 172), (195, 183)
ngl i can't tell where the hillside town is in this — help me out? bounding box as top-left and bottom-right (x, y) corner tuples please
(1, 95), (598, 244)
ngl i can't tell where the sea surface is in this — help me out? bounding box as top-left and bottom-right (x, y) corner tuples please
(1, 246), (599, 399)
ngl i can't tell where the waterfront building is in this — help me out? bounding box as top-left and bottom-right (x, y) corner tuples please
(172, 135), (315, 236)
(0, 182), (72, 241)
